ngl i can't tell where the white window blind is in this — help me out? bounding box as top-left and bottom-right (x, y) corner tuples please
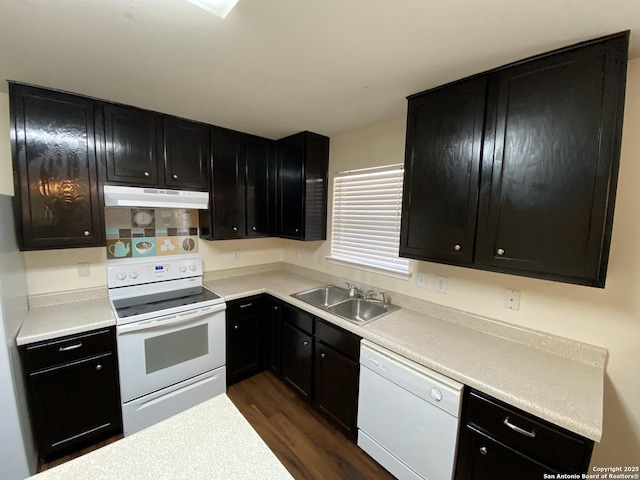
(329, 164), (409, 276)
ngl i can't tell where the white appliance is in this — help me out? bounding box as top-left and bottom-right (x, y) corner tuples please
(357, 340), (464, 480)
(0, 194), (37, 479)
(107, 255), (226, 436)
(103, 185), (209, 210)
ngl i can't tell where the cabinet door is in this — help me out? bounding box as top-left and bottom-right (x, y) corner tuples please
(266, 297), (282, 375)
(314, 342), (359, 438)
(281, 321), (313, 400)
(277, 135), (305, 238)
(400, 77), (487, 264)
(476, 36), (627, 286)
(226, 313), (263, 385)
(455, 427), (551, 480)
(211, 129), (245, 238)
(246, 137), (275, 237)
(163, 117), (209, 190)
(103, 104), (162, 185)
(29, 353), (121, 459)
(10, 84), (104, 250)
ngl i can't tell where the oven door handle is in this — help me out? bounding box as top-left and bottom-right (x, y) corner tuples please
(117, 304), (225, 335)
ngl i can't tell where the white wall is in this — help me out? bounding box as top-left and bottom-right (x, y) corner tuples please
(284, 60), (640, 466)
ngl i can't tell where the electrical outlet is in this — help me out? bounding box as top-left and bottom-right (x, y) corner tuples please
(77, 262), (90, 277)
(232, 251), (240, 261)
(416, 272), (427, 289)
(504, 289), (521, 311)
(435, 275), (447, 294)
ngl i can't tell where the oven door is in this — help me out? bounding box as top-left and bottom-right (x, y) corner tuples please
(116, 303), (226, 403)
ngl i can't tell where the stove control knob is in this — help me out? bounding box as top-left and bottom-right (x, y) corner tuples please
(189, 263), (197, 272)
(179, 265), (188, 273)
(129, 271), (138, 279)
(117, 272), (126, 281)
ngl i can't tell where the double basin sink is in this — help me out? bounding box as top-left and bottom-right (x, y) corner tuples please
(291, 285), (400, 325)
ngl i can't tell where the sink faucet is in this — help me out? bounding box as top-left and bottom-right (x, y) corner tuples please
(365, 290), (388, 306)
(345, 282), (363, 298)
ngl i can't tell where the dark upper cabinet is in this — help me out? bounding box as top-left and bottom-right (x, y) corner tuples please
(400, 32), (628, 287)
(277, 131), (329, 241)
(201, 130), (275, 240)
(400, 76), (487, 264)
(209, 128), (246, 239)
(163, 117), (210, 190)
(10, 83), (104, 250)
(101, 104), (209, 191)
(102, 104), (162, 186)
(246, 136), (275, 237)
(475, 35), (628, 286)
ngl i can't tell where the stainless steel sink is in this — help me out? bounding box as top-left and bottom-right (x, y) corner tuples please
(292, 285), (350, 308)
(327, 298), (398, 324)
(291, 285), (400, 325)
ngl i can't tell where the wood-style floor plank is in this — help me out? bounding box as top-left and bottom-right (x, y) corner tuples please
(228, 371), (394, 480)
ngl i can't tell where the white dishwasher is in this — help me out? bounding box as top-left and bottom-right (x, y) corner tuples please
(357, 340), (464, 480)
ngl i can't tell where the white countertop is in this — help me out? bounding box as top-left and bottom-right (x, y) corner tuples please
(16, 267), (606, 441)
(29, 394), (293, 480)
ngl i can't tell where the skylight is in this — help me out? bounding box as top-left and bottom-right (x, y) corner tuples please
(185, 0), (239, 18)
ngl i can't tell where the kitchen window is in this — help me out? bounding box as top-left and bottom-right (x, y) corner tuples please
(327, 164), (410, 278)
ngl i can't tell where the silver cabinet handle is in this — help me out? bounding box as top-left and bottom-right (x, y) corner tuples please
(303, 341), (309, 346)
(233, 226), (238, 232)
(234, 324), (239, 330)
(95, 364), (102, 371)
(59, 342), (83, 352)
(320, 353), (326, 359)
(252, 226), (257, 231)
(454, 244), (461, 251)
(144, 171), (150, 177)
(172, 174), (178, 179)
(274, 305), (279, 311)
(83, 230), (90, 237)
(497, 248), (505, 256)
(503, 417), (536, 438)
(479, 446), (487, 455)
(240, 303), (253, 309)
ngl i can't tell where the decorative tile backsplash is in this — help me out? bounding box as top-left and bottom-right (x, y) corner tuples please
(104, 208), (199, 260)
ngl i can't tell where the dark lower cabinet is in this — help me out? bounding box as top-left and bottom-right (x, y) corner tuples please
(226, 296), (265, 385)
(455, 389), (594, 479)
(21, 328), (122, 461)
(314, 341), (359, 439)
(281, 318), (314, 400)
(10, 83), (105, 250)
(266, 296), (282, 375)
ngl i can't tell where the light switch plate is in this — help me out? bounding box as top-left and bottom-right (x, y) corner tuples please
(416, 273), (427, 289)
(77, 262), (90, 277)
(232, 251), (240, 261)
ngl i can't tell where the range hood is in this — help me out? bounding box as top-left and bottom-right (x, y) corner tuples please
(103, 185), (209, 210)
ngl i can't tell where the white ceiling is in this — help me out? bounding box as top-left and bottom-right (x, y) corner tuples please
(0, 0), (638, 139)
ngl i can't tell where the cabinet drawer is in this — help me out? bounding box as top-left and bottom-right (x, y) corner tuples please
(315, 319), (360, 361)
(24, 329), (114, 372)
(226, 295), (263, 319)
(467, 391), (592, 472)
(282, 304), (314, 334)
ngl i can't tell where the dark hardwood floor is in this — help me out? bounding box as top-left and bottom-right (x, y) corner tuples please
(228, 370), (394, 480)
